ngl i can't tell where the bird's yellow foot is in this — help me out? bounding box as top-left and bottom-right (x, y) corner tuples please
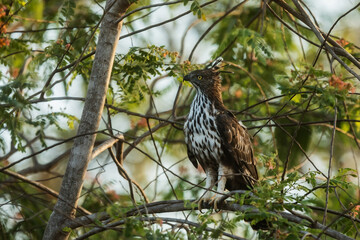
(209, 195), (226, 212)
(196, 196), (212, 212)
(196, 195), (226, 212)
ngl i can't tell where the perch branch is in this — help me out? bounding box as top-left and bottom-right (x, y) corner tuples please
(66, 200), (354, 240)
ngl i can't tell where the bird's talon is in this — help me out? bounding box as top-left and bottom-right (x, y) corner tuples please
(197, 198), (204, 212)
(196, 196), (214, 212)
(209, 196), (225, 212)
(214, 200), (219, 211)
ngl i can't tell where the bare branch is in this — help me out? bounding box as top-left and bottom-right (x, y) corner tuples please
(75, 216), (247, 240)
(91, 133), (124, 159)
(2, 169), (90, 215)
(67, 200), (355, 240)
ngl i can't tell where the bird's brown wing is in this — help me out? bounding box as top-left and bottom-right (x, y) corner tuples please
(216, 111), (258, 190)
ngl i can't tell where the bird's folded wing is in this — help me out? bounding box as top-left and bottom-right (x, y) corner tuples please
(215, 111), (258, 182)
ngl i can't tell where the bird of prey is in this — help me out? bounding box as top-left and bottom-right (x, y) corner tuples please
(183, 58), (258, 209)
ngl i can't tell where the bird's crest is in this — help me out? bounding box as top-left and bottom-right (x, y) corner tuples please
(205, 57), (233, 74)
(205, 57), (224, 70)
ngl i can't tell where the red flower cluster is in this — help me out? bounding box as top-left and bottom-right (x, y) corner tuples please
(0, 5), (10, 48)
(336, 38), (349, 47)
(0, 5), (6, 18)
(350, 205), (360, 218)
(329, 74), (355, 93)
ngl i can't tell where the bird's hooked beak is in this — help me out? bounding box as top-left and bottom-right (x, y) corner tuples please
(183, 74), (191, 83)
(182, 74), (195, 88)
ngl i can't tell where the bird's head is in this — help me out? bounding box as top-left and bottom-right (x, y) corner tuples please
(183, 57), (224, 92)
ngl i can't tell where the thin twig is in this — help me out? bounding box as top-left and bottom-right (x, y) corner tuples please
(281, 93), (315, 183)
(2, 169), (91, 215)
(115, 0), (188, 24)
(188, 0), (248, 60)
(119, 0), (217, 40)
(322, 103), (337, 225)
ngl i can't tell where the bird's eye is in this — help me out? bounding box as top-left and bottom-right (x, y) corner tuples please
(197, 75), (202, 80)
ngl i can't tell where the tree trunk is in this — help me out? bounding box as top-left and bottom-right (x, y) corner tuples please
(42, 1), (132, 239)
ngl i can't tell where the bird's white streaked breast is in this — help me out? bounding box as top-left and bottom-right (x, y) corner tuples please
(184, 92), (223, 165)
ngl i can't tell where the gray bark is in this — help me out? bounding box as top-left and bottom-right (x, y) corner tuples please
(42, 1), (132, 239)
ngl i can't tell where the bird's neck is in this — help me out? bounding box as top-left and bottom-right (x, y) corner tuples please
(195, 87), (226, 112)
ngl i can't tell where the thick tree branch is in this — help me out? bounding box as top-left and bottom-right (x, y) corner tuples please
(75, 216), (247, 240)
(42, 1), (133, 239)
(65, 200), (354, 240)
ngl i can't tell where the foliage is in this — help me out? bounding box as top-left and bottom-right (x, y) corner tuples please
(110, 45), (180, 106)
